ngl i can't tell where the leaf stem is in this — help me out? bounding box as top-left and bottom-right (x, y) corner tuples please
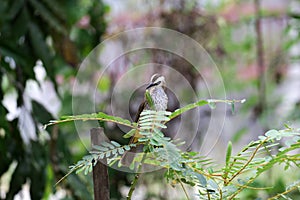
(227, 138), (267, 184)
(127, 150), (148, 199)
(268, 183), (300, 200)
(175, 171), (190, 200)
(54, 164), (83, 186)
(127, 173), (140, 200)
(44, 117), (135, 129)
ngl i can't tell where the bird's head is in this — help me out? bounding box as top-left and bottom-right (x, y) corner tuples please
(146, 74), (166, 90)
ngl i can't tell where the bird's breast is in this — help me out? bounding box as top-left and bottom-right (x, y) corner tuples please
(150, 87), (168, 111)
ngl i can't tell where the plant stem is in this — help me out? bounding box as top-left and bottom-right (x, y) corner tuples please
(228, 138), (269, 199)
(127, 173), (140, 200)
(127, 152), (147, 199)
(168, 99), (245, 121)
(227, 138), (267, 184)
(44, 117), (135, 129)
(228, 176), (256, 200)
(268, 183), (300, 200)
(175, 172), (190, 200)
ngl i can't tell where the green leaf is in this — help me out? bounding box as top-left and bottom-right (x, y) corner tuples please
(145, 90), (155, 109)
(139, 131), (151, 136)
(138, 137), (149, 142)
(231, 103), (235, 114)
(226, 141), (232, 167)
(123, 129), (136, 138)
(101, 142), (114, 149)
(84, 165), (89, 175)
(207, 179), (218, 191)
(129, 161), (135, 170)
(99, 153), (104, 159)
(112, 149), (117, 155)
(139, 116), (170, 122)
(88, 164), (93, 173)
(118, 160), (122, 168)
(258, 135), (267, 140)
(118, 148), (124, 154)
(223, 185), (237, 195)
(169, 100), (208, 120)
(111, 141), (121, 147)
(124, 145), (131, 151)
(75, 167), (85, 174)
(93, 145), (108, 152)
(44, 112), (134, 129)
(265, 129), (280, 140)
(208, 101), (216, 109)
(105, 151), (111, 157)
(150, 138), (160, 146)
(195, 173), (207, 187)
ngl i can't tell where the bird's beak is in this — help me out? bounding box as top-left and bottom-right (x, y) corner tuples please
(146, 81), (161, 90)
(146, 83), (155, 90)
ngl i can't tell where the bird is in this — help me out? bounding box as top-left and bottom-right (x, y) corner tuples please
(121, 74), (168, 166)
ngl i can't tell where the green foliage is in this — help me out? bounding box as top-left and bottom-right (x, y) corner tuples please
(44, 112), (135, 129)
(0, 0), (107, 198)
(44, 98), (300, 199)
(56, 141), (136, 185)
(145, 90), (155, 110)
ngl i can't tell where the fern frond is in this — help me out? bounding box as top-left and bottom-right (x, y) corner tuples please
(169, 99), (245, 120)
(90, 141), (136, 160)
(55, 141), (135, 185)
(226, 128), (300, 199)
(43, 112), (135, 129)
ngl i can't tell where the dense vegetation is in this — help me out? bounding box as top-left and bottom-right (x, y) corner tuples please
(1, 0), (299, 199)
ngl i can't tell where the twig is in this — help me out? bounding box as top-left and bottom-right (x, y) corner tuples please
(228, 176), (257, 200)
(44, 117), (135, 129)
(227, 138), (267, 184)
(127, 173), (140, 200)
(228, 138), (269, 200)
(268, 183), (300, 200)
(127, 151), (148, 199)
(55, 164), (83, 186)
(168, 99), (246, 121)
(175, 171), (190, 200)
(224, 142), (254, 185)
(207, 99), (246, 104)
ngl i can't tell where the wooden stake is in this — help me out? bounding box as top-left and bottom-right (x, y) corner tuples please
(90, 128), (110, 200)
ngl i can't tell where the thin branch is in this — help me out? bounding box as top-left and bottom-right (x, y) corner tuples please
(127, 145), (148, 199)
(228, 176), (257, 200)
(44, 117), (135, 129)
(168, 99), (245, 121)
(175, 171), (190, 200)
(127, 173), (140, 200)
(268, 183), (300, 200)
(55, 164), (83, 186)
(224, 141), (256, 185)
(227, 138), (267, 184)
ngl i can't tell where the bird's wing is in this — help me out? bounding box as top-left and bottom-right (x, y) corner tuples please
(121, 99), (148, 166)
(134, 100), (147, 123)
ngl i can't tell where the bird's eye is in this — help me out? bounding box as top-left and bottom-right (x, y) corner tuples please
(155, 81), (161, 85)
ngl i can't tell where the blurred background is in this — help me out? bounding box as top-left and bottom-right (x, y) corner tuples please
(0, 0), (300, 199)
